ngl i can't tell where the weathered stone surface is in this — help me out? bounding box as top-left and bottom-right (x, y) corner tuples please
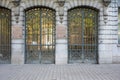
(56, 26), (67, 39)
(56, 39), (67, 64)
(12, 26), (22, 39)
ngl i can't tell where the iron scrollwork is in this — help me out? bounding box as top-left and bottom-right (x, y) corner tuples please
(68, 7), (98, 63)
(25, 7), (56, 64)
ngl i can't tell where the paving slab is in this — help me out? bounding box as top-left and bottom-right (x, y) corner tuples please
(0, 64), (120, 80)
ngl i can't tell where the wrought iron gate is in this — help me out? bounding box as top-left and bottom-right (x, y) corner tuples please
(0, 7), (11, 64)
(68, 7), (98, 63)
(25, 7), (56, 64)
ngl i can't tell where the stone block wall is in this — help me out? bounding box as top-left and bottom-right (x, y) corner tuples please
(0, 0), (120, 64)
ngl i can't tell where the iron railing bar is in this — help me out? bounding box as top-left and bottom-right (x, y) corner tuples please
(82, 9), (85, 63)
(39, 8), (42, 63)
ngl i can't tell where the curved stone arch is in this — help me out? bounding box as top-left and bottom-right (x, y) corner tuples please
(24, 6), (56, 12)
(65, 0), (104, 64)
(61, 0), (104, 26)
(21, 0), (58, 11)
(24, 3), (57, 64)
(0, 6), (11, 11)
(66, 0), (103, 11)
(64, 0), (103, 20)
(0, 0), (13, 9)
(23, 6), (56, 25)
(67, 6), (100, 13)
(19, 0), (58, 26)
(67, 5), (103, 12)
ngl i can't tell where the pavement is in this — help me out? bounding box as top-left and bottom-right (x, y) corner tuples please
(0, 64), (120, 80)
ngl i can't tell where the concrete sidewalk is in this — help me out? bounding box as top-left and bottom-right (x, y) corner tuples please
(0, 64), (120, 80)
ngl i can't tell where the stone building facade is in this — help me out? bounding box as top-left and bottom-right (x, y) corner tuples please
(0, 0), (120, 64)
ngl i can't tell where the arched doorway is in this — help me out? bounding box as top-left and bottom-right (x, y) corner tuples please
(68, 7), (98, 63)
(0, 7), (11, 64)
(25, 7), (56, 64)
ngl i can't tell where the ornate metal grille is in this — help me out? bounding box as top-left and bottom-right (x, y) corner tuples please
(68, 7), (98, 63)
(0, 7), (11, 64)
(25, 7), (56, 64)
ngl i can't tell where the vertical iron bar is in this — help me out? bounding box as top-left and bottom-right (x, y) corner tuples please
(39, 8), (42, 63)
(81, 9), (84, 63)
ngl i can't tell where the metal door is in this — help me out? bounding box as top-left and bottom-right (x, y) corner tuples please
(0, 7), (11, 64)
(25, 7), (55, 64)
(68, 7), (98, 63)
